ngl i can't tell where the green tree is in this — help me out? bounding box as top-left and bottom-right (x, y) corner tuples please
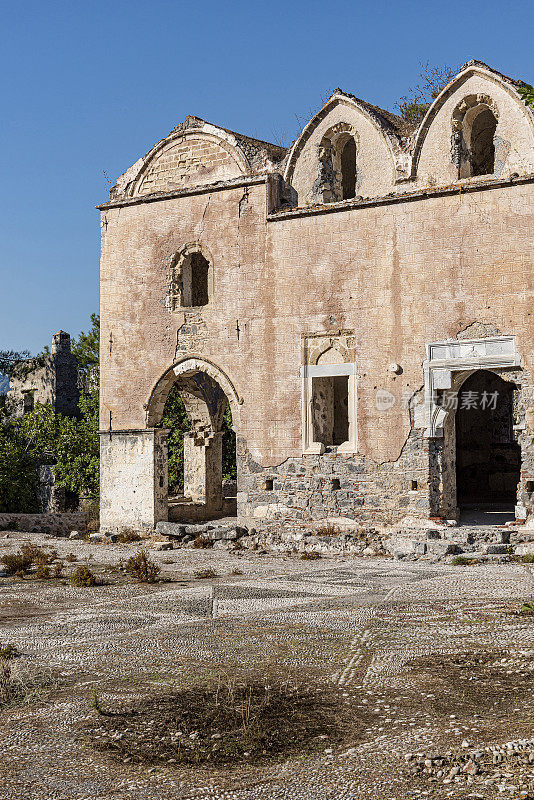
(0, 350), (30, 377)
(159, 386), (191, 495)
(55, 390), (99, 500)
(0, 403), (57, 512)
(396, 62), (456, 127)
(158, 386), (237, 495)
(72, 313), (100, 389)
(519, 83), (534, 108)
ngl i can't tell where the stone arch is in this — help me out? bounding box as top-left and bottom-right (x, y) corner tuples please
(454, 369), (521, 509)
(451, 95), (499, 178)
(316, 123), (360, 202)
(146, 356), (241, 430)
(284, 94), (398, 204)
(146, 357), (242, 522)
(433, 367), (523, 519)
(309, 339), (350, 366)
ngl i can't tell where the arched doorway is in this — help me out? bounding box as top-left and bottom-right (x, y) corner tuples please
(147, 359), (240, 523)
(455, 370), (520, 509)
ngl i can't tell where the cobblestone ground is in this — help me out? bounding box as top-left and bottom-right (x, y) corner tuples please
(0, 531), (534, 799)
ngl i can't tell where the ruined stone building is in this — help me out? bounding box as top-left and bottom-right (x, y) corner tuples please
(6, 331), (79, 511)
(98, 61), (534, 534)
(6, 331), (79, 419)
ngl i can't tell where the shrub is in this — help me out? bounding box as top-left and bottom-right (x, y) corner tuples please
(193, 535), (213, 549)
(0, 643), (19, 660)
(71, 566), (97, 587)
(35, 564), (50, 579)
(194, 568), (218, 579)
(116, 529), (141, 544)
(315, 522), (341, 537)
(451, 556), (478, 566)
(300, 551), (321, 560)
(1, 551), (32, 576)
(517, 553), (534, 564)
(124, 551), (160, 583)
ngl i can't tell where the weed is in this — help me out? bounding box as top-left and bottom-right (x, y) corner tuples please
(71, 566), (97, 587)
(300, 551), (321, 560)
(193, 535), (213, 549)
(116, 529), (142, 544)
(0, 643), (19, 660)
(124, 551), (160, 583)
(517, 553), (534, 564)
(315, 523), (341, 537)
(194, 568), (219, 579)
(520, 598), (534, 615)
(451, 556), (478, 566)
(0, 658), (57, 709)
(35, 564), (51, 579)
(54, 562), (63, 578)
(1, 544), (56, 576)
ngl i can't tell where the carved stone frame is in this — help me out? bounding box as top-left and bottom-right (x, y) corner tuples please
(300, 332), (358, 455)
(423, 335), (521, 438)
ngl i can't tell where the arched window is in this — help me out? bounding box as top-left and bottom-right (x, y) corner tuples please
(314, 125), (359, 204)
(340, 137), (357, 199)
(469, 106), (497, 176)
(453, 97), (498, 179)
(169, 246), (212, 310)
(182, 251), (209, 307)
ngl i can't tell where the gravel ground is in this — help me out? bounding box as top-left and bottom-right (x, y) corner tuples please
(0, 530), (534, 800)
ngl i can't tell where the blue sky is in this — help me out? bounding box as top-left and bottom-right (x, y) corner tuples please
(1, 0), (533, 354)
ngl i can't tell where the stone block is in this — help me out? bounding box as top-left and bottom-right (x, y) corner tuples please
(484, 543), (509, 555)
(427, 540), (462, 556)
(156, 521), (187, 538)
(514, 542), (534, 556)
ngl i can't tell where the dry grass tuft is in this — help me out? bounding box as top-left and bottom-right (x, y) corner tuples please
(124, 551), (160, 583)
(85, 670), (364, 768)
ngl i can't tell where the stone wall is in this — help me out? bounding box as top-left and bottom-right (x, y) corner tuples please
(0, 513), (86, 536)
(99, 430), (168, 532)
(238, 427), (431, 530)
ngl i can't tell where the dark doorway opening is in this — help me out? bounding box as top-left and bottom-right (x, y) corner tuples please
(456, 370), (520, 508)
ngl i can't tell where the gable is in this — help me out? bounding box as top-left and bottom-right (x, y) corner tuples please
(133, 132), (247, 195)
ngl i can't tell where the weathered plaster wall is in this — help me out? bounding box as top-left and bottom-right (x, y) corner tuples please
(100, 175), (534, 530)
(99, 430), (168, 531)
(414, 73), (534, 187)
(288, 99), (396, 205)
